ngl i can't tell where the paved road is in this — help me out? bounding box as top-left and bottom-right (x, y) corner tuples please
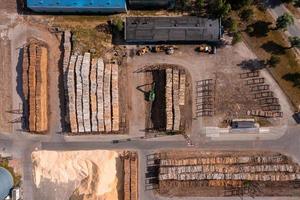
(268, 0), (300, 36)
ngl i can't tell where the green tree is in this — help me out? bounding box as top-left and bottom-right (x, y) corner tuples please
(210, 0), (231, 18)
(113, 18), (124, 32)
(268, 55), (280, 67)
(232, 32), (242, 45)
(239, 8), (254, 21)
(246, 26), (254, 34)
(196, 0), (205, 14)
(276, 13), (294, 30)
(289, 36), (300, 48)
(228, 0), (253, 9)
(229, 18), (238, 33)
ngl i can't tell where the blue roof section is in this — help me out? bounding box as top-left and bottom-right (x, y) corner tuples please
(27, 0), (127, 13)
(0, 167), (14, 200)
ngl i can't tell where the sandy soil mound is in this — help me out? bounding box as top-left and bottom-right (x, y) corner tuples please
(32, 150), (121, 200)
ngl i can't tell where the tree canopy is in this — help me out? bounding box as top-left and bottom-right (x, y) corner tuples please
(276, 13), (294, 30)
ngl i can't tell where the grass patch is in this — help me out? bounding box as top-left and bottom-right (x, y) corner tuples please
(0, 159), (21, 187)
(241, 7), (300, 108)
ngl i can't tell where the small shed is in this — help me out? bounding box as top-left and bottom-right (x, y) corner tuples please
(125, 17), (222, 44)
(0, 167), (14, 200)
(128, 0), (175, 10)
(27, 0), (127, 13)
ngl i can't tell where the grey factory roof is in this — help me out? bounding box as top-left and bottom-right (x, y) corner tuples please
(125, 17), (221, 43)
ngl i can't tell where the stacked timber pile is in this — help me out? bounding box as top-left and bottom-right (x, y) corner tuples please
(165, 68), (186, 131)
(22, 40), (48, 133)
(123, 151), (138, 200)
(165, 69), (173, 131)
(66, 54), (120, 134)
(159, 153), (300, 183)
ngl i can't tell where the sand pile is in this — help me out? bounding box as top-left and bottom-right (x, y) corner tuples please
(32, 150), (121, 200)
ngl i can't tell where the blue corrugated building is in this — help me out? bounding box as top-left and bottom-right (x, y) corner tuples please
(27, 0), (127, 13)
(0, 167), (14, 200)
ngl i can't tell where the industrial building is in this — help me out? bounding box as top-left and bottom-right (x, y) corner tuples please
(0, 167), (14, 200)
(26, 0), (127, 13)
(125, 17), (222, 44)
(128, 0), (175, 10)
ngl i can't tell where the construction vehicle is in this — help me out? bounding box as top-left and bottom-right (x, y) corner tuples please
(165, 46), (175, 55)
(151, 45), (165, 53)
(136, 47), (149, 56)
(196, 44), (216, 54)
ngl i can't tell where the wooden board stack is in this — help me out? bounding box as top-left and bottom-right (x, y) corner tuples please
(165, 68), (173, 131)
(66, 54), (120, 134)
(22, 41), (48, 133)
(173, 69), (180, 131)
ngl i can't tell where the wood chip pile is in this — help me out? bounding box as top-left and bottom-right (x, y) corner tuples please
(123, 151), (138, 200)
(159, 154), (300, 182)
(22, 41), (48, 133)
(165, 68), (186, 131)
(66, 53), (120, 133)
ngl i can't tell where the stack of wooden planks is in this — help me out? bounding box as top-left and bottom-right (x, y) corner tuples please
(123, 152), (138, 200)
(165, 68), (185, 132)
(66, 54), (120, 134)
(22, 41), (48, 133)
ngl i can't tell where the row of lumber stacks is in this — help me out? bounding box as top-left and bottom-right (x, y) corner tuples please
(173, 69), (180, 131)
(165, 68), (186, 131)
(165, 68), (173, 131)
(104, 63), (112, 132)
(123, 152), (138, 200)
(63, 31), (72, 119)
(111, 61), (120, 132)
(82, 53), (91, 132)
(96, 59), (105, 132)
(75, 55), (84, 133)
(22, 41), (48, 132)
(159, 154), (300, 183)
(66, 54), (120, 133)
(67, 56), (77, 133)
(179, 71), (186, 106)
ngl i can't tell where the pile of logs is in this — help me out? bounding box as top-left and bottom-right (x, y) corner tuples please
(22, 40), (48, 133)
(66, 53), (120, 133)
(165, 68), (186, 131)
(123, 151), (138, 200)
(159, 153), (300, 182)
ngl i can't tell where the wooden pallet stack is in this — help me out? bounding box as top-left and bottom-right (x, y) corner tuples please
(111, 61), (120, 132)
(23, 41), (48, 133)
(165, 68), (173, 131)
(179, 71), (186, 106)
(96, 59), (105, 132)
(173, 69), (180, 131)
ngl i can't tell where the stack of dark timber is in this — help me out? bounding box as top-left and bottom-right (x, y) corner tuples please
(123, 152), (138, 200)
(66, 54), (120, 134)
(165, 68), (186, 131)
(22, 40), (48, 133)
(159, 153), (300, 182)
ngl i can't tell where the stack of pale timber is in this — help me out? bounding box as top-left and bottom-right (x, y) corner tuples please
(165, 68), (173, 131)
(97, 59), (105, 132)
(22, 41), (48, 133)
(90, 59), (98, 132)
(179, 72), (186, 106)
(67, 55), (77, 133)
(123, 152), (138, 200)
(66, 54), (120, 133)
(82, 53), (91, 132)
(173, 69), (180, 131)
(111, 61), (120, 132)
(63, 31), (71, 121)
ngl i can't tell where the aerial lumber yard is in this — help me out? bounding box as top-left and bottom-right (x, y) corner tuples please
(1, 0), (300, 200)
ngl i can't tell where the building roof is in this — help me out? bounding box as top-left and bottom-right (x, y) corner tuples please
(0, 167), (14, 200)
(125, 17), (221, 43)
(27, 0), (127, 12)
